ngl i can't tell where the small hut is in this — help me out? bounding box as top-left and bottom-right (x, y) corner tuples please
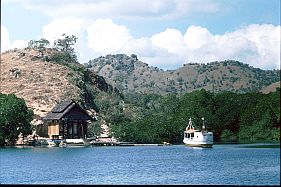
(43, 100), (94, 140)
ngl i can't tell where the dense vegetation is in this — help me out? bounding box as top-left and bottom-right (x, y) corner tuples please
(0, 93), (33, 146)
(3, 35), (278, 145)
(110, 88), (280, 144)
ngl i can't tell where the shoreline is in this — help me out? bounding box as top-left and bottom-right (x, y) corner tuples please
(1, 142), (280, 148)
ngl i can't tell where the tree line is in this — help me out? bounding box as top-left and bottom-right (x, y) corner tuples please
(110, 88), (280, 144)
(27, 34), (78, 64)
(1, 34), (280, 145)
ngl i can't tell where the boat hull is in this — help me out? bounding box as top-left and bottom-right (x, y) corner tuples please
(184, 143), (213, 148)
(183, 139), (213, 148)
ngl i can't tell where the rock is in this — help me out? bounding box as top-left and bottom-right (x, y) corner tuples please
(9, 68), (21, 78)
(130, 54), (138, 61)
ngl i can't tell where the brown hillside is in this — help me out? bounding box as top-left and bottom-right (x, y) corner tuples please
(86, 54), (280, 95)
(260, 81), (280, 94)
(0, 48), (81, 118)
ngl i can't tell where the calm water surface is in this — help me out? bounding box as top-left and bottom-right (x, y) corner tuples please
(0, 144), (280, 185)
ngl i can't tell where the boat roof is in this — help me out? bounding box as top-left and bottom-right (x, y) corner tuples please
(185, 129), (199, 133)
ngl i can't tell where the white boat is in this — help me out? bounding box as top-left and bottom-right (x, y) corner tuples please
(183, 118), (213, 148)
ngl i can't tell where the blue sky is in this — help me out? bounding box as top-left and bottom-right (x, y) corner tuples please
(1, 0), (280, 70)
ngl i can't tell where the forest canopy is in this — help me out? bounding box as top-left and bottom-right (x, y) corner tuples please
(110, 88), (280, 144)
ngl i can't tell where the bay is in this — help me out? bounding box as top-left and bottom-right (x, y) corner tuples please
(0, 143), (280, 185)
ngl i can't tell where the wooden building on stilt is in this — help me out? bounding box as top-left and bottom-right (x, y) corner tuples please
(43, 100), (94, 141)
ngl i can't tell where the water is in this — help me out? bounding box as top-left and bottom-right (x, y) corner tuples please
(0, 144), (280, 185)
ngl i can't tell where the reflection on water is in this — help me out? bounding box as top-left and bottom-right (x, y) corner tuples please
(0, 144), (280, 185)
(237, 143), (280, 149)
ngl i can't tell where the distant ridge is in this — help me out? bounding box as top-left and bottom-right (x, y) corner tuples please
(85, 54), (280, 95)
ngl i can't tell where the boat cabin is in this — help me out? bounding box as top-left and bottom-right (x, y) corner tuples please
(43, 100), (94, 140)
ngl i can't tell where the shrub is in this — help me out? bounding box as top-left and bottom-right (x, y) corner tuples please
(0, 94), (33, 146)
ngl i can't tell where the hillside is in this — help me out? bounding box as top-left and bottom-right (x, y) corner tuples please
(1, 49), (79, 117)
(86, 54), (280, 95)
(1, 48), (280, 141)
(260, 81), (280, 94)
(0, 48), (124, 137)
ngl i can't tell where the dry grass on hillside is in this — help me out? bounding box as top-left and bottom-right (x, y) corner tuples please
(260, 81), (280, 94)
(1, 48), (80, 117)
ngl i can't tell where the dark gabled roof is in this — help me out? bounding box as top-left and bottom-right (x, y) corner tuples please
(51, 100), (73, 113)
(43, 100), (93, 121)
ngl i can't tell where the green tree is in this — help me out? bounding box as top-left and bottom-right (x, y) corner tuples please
(28, 38), (50, 57)
(54, 34), (77, 53)
(0, 93), (33, 146)
(213, 92), (242, 141)
(51, 34), (78, 64)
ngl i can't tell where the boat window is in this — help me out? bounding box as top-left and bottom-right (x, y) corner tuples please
(191, 133), (194, 138)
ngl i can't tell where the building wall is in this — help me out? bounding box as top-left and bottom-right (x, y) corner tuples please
(45, 120), (90, 139)
(48, 121), (59, 138)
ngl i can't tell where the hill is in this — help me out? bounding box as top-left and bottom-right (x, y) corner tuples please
(1, 48), (280, 141)
(260, 81), (280, 94)
(86, 54), (280, 95)
(0, 48), (124, 137)
(1, 48), (80, 117)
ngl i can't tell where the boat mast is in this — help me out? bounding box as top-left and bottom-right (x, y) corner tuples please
(202, 117), (206, 132)
(186, 118), (194, 130)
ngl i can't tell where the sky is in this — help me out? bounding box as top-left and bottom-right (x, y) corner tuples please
(1, 0), (280, 70)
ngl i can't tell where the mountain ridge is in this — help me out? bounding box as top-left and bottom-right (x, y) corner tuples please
(85, 54), (280, 95)
(1, 48), (280, 140)
(1, 49), (280, 118)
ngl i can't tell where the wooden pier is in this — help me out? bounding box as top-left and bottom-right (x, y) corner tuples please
(90, 141), (171, 146)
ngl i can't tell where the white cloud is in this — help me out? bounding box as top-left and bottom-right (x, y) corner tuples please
(1, 25), (10, 52)
(122, 37), (154, 57)
(40, 17), (92, 62)
(42, 17), (86, 45)
(87, 19), (133, 54)
(133, 23), (279, 70)
(85, 21), (187, 68)
(142, 24), (280, 70)
(1, 25), (28, 52)
(3, 17), (281, 70)
(151, 28), (187, 54)
(39, 17), (279, 70)
(11, 40), (28, 50)
(184, 25), (215, 50)
(133, 24), (279, 70)
(186, 24), (280, 70)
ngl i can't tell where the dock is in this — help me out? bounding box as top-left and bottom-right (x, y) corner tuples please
(90, 141), (171, 146)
